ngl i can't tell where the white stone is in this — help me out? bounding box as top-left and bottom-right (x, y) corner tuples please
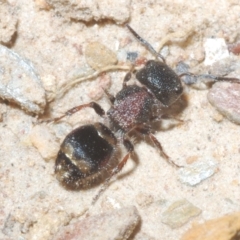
(204, 38), (229, 66)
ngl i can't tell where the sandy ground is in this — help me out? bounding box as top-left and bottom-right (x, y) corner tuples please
(0, 0), (240, 239)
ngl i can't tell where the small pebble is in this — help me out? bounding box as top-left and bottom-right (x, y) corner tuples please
(176, 61), (197, 85)
(208, 82), (240, 124)
(28, 211), (72, 240)
(127, 51), (138, 63)
(85, 42), (118, 70)
(53, 206), (140, 240)
(228, 41), (240, 55)
(181, 211), (240, 240)
(204, 38), (229, 66)
(0, 45), (46, 114)
(161, 199), (202, 229)
(161, 199), (202, 228)
(178, 159), (218, 186)
(29, 125), (59, 161)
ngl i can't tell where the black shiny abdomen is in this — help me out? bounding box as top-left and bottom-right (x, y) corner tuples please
(55, 124), (117, 189)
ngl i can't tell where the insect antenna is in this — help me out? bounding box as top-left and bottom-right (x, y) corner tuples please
(126, 24), (165, 63)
